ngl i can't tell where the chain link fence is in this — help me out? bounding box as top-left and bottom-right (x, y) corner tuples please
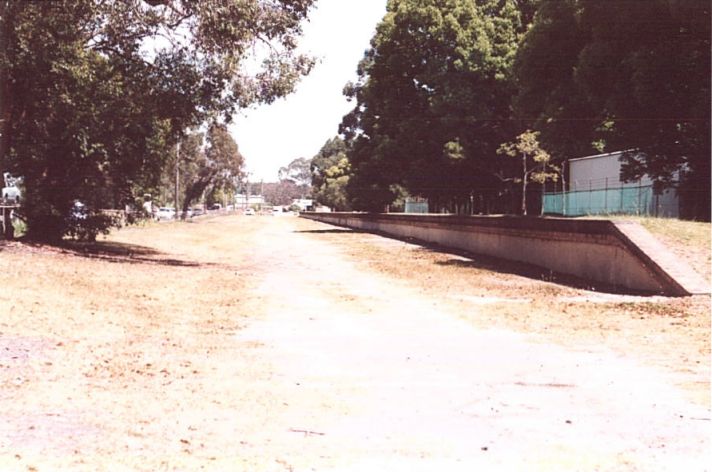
(543, 183), (680, 217)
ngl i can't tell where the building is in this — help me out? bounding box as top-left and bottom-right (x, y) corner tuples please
(290, 198), (313, 211)
(234, 193), (265, 209)
(544, 151), (680, 217)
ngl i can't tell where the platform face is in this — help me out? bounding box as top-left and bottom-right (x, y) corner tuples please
(302, 212), (710, 297)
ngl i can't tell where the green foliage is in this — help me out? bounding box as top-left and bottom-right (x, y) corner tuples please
(515, 0), (710, 219)
(497, 130), (555, 214)
(180, 125), (244, 215)
(0, 0), (315, 240)
(311, 137), (352, 211)
(341, 0), (535, 214)
(262, 180), (307, 206)
(279, 157), (312, 187)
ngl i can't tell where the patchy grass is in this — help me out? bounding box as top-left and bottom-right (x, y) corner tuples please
(0, 217), (274, 470)
(579, 215), (711, 282)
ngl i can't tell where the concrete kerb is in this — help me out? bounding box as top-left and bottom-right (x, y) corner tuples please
(301, 212), (709, 297)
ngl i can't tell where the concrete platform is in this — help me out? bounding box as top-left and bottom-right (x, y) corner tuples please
(301, 213), (710, 297)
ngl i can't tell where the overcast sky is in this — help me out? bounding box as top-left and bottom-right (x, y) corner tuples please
(229, 0), (387, 183)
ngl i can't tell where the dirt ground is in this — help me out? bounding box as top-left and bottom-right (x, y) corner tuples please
(0, 214), (709, 471)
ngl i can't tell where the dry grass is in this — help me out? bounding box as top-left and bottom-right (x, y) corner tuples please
(0, 214), (709, 469)
(0, 217), (278, 470)
(579, 215), (711, 283)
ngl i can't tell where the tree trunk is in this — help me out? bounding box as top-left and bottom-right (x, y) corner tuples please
(182, 174), (215, 215)
(0, 1), (16, 165)
(561, 161), (567, 216)
(521, 153), (528, 215)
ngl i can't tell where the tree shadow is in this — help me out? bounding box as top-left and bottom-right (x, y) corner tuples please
(294, 229), (366, 234)
(431, 250), (650, 295)
(300, 224), (654, 296)
(21, 240), (205, 268)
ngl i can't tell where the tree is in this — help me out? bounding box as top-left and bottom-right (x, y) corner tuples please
(515, 0), (710, 219)
(497, 130), (555, 215)
(341, 0), (536, 214)
(513, 0), (599, 164)
(278, 157), (312, 188)
(262, 180), (305, 206)
(181, 125), (244, 215)
(0, 0), (315, 240)
(311, 137), (352, 211)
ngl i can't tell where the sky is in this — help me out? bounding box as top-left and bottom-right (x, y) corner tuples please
(229, 0), (387, 183)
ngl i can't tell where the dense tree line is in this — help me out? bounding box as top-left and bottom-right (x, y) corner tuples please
(515, 0), (710, 219)
(333, 0), (709, 219)
(263, 157), (311, 206)
(0, 0), (315, 240)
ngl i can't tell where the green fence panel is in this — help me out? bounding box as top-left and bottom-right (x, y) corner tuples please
(544, 185), (653, 216)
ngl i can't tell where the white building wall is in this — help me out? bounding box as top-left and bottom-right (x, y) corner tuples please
(569, 151), (653, 191)
(567, 151), (679, 218)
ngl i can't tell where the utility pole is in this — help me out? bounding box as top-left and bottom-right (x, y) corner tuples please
(174, 140), (180, 218)
(246, 175), (251, 209)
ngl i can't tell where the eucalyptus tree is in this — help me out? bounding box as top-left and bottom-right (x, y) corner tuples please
(0, 0), (314, 240)
(177, 126), (244, 216)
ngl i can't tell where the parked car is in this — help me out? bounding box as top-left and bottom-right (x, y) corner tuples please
(156, 207), (175, 220)
(192, 207), (205, 216)
(244, 208), (255, 216)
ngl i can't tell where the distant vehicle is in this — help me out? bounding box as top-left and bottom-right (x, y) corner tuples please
(156, 207), (175, 220)
(192, 207), (204, 216)
(272, 206), (282, 216)
(2, 172), (21, 203)
(210, 203), (222, 210)
(244, 208), (255, 216)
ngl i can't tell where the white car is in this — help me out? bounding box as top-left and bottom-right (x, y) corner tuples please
(156, 207), (176, 220)
(244, 208), (255, 216)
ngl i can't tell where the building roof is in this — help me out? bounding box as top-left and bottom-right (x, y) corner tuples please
(568, 150), (638, 163)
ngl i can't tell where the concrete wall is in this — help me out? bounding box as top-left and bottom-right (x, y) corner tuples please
(301, 213), (708, 296)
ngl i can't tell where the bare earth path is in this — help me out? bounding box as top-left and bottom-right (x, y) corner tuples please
(1, 215), (709, 471)
(237, 216), (710, 471)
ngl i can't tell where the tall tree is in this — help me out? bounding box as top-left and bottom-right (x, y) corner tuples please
(341, 0), (535, 213)
(181, 125), (244, 215)
(0, 0), (315, 240)
(515, 0), (710, 219)
(311, 137), (352, 211)
(278, 157), (312, 188)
